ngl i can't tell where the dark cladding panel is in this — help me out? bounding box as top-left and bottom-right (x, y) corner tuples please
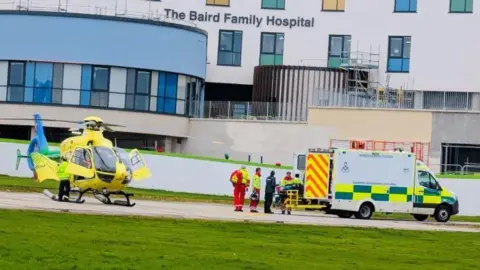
(252, 65), (348, 121)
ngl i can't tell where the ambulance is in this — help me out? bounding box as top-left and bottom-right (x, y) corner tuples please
(293, 148), (459, 222)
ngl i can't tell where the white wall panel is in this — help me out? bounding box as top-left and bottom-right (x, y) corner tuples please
(62, 64), (81, 105)
(176, 100), (185, 115)
(109, 93), (125, 108)
(151, 71), (158, 96)
(150, 97), (157, 112)
(0, 86), (6, 101)
(0, 61), (8, 101)
(0, 61), (8, 85)
(63, 64), (81, 89)
(150, 71), (159, 111)
(109, 67), (127, 93)
(177, 75), (186, 100)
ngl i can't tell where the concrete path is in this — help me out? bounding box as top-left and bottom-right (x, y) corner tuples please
(0, 191), (479, 233)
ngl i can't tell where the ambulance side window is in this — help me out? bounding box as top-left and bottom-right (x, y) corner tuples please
(429, 177), (441, 190)
(418, 171), (430, 188)
(417, 171), (440, 190)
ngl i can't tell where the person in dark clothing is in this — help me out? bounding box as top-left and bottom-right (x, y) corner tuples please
(264, 170), (276, 214)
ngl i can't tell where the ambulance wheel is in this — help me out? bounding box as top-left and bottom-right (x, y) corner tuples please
(434, 204), (451, 223)
(413, 214), (428, 221)
(354, 203), (374, 219)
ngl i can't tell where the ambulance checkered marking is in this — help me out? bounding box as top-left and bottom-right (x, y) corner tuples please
(334, 184), (414, 202)
(414, 187), (457, 205)
(305, 153), (329, 198)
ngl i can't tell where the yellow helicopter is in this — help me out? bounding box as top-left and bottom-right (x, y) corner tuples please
(1, 113), (151, 207)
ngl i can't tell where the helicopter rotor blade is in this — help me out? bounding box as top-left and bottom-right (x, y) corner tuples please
(0, 117), (125, 130)
(99, 123), (125, 128)
(101, 126), (115, 132)
(0, 117), (83, 124)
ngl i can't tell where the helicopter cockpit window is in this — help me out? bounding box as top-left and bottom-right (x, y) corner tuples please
(72, 148), (92, 169)
(92, 146), (118, 173)
(113, 147), (132, 171)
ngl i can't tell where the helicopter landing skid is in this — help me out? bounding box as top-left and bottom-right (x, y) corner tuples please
(93, 190), (136, 207)
(43, 189), (86, 204)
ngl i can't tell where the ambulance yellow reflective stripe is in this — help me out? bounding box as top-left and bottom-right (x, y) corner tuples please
(305, 153), (329, 198)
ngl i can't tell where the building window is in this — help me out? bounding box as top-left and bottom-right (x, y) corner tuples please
(157, 72), (178, 114)
(31, 62), (53, 104)
(328, 35), (351, 68)
(217, 30), (243, 66)
(322, 0), (345, 11)
(387, 36), (411, 73)
(394, 0), (417, 12)
(7, 62), (25, 102)
(126, 69), (151, 111)
(90, 66), (109, 107)
(206, 0), (229, 6)
(262, 0), (285, 9)
(259, 32), (284, 66)
(450, 0), (473, 13)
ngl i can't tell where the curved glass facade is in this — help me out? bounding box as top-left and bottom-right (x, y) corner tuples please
(0, 60), (204, 116)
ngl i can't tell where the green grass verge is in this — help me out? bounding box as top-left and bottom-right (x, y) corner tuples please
(0, 209), (479, 269)
(435, 173), (480, 179)
(1, 176), (479, 223)
(0, 137), (292, 169)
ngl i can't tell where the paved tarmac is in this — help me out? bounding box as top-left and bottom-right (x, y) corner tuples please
(0, 191), (479, 233)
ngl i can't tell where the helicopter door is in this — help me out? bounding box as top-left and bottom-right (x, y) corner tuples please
(66, 147), (95, 179)
(129, 149), (151, 180)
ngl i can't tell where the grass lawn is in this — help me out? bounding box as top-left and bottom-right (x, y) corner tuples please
(1, 175), (479, 223)
(0, 210), (479, 270)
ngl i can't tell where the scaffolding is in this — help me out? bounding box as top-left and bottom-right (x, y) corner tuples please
(338, 41), (381, 99)
(330, 139), (431, 166)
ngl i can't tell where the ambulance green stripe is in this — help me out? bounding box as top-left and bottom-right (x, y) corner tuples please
(423, 189), (440, 196)
(371, 194), (389, 202)
(389, 186), (408, 194)
(353, 185), (371, 193)
(335, 192), (353, 200)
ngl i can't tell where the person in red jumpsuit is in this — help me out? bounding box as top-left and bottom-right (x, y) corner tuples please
(230, 165), (250, 212)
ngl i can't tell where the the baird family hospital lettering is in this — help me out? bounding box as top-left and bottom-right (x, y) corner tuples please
(164, 9), (315, 28)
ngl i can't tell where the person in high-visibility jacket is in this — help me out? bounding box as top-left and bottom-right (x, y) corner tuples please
(230, 165), (250, 212)
(279, 171), (299, 215)
(57, 157), (71, 201)
(249, 167), (261, 213)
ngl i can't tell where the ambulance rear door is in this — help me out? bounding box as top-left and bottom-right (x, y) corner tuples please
(304, 151), (331, 201)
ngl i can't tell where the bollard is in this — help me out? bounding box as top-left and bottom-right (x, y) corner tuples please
(248, 155), (251, 162)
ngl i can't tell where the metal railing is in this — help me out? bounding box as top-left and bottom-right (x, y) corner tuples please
(435, 163), (480, 175)
(312, 89), (480, 112)
(198, 101), (307, 122)
(0, 0), (197, 27)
